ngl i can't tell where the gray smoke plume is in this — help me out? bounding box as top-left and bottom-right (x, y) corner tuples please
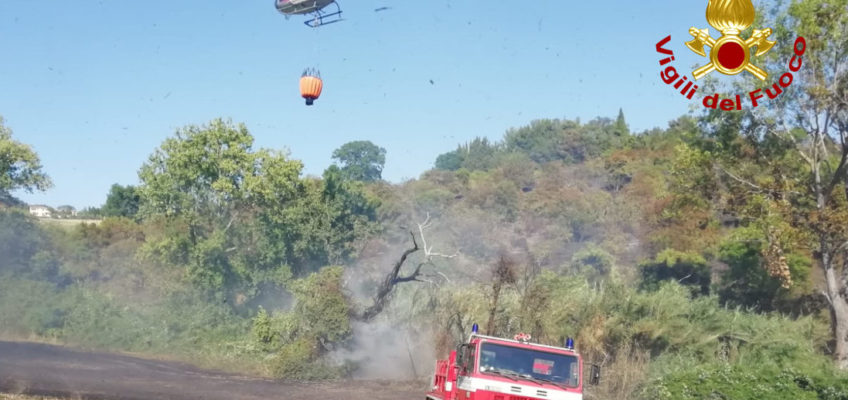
(330, 320), (435, 381)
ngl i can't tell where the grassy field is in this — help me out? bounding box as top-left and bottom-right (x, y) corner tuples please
(36, 218), (101, 227)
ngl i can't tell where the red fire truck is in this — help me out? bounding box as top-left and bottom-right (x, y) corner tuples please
(427, 324), (599, 400)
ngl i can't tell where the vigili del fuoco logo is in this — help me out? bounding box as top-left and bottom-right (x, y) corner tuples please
(656, 0), (806, 110)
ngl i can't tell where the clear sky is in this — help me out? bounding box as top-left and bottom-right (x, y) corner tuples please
(1, 0), (726, 209)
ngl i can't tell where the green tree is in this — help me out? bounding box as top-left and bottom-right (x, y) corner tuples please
(614, 108), (630, 137)
(676, 0), (848, 368)
(331, 140), (386, 182)
(55, 205), (76, 218)
(434, 150), (464, 171)
(254, 166), (378, 275)
(138, 119), (378, 292)
(0, 209), (50, 275)
(0, 116), (51, 196)
(571, 244), (615, 282)
(701, 0), (848, 369)
(503, 118), (624, 164)
(319, 165), (379, 261)
(434, 137), (502, 172)
(717, 227), (812, 313)
(504, 119), (576, 163)
(76, 206), (102, 219)
(640, 249), (711, 296)
(102, 184), (140, 219)
(289, 266), (351, 344)
(138, 119), (259, 220)
(580, 117), (628, 157)
(137, 119), (304, 290)
(255, 266), (352, 379)
(458, 138), (502, 171)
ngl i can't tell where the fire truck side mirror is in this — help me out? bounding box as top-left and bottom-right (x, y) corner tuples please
(456, 344), (470, 374)
(589, 364), (601, 385)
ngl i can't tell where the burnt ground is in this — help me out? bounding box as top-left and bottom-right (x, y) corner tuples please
(0, 341), (425, 400)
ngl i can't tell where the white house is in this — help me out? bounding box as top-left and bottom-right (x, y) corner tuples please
(28, 204), (52, 218)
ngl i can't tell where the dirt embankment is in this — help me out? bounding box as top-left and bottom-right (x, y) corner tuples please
(0, 341), (424, 400)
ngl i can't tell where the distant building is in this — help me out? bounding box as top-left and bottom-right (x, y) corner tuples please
(56, 205), (77, 217)
(28, 204), (52, 218)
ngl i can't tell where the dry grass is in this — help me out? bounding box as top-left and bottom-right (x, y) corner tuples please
(36, 218), (101, 227)
(583, 343), (651, 400)
(0, 331), (65, 346)
(0, 394), (68, 400)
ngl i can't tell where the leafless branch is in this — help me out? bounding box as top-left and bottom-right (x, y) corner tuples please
(357, 232), (419, 322)
(223, 212), (237, 233)
(357, 215), (458, 322)
(717, 165), (765, 192)
(394, 262), (426, 284)
(418, 212), (460, 259)
(822, 290), (833, 306)
(435, 271), (452, 283)
(775, 119), (815, 167)
(717, 163), (803, 199)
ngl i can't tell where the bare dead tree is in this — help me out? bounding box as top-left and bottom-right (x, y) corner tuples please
(357, 213), (457, 322)
(485, 254), (517, 336)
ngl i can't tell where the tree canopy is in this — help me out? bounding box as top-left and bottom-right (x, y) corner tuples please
(136, 119), (378, 293)
(674, 0), (848, 368)
(0, 116), (51, 197)
(102, 184), (140, 219)
(331, 140), (386, 182)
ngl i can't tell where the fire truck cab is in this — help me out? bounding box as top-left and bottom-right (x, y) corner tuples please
(427, 325), (599, 400)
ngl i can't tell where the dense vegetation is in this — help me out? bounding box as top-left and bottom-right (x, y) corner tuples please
(1, 1), (847, 399)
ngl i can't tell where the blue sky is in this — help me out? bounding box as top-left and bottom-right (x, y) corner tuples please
(1, 0), (734, 209)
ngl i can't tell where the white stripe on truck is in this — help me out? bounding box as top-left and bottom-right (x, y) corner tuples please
(456, 376), (582, 400)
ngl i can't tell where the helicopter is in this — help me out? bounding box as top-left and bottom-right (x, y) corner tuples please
(275, 0), (343, 27)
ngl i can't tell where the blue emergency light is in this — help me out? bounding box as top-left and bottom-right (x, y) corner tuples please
(566, 337), (574, 350)
(472, 323), (479, 334)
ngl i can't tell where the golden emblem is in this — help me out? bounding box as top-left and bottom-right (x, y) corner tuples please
(685, 0), (775, 80)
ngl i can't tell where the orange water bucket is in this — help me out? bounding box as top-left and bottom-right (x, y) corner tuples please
(300, 70), (323, 106)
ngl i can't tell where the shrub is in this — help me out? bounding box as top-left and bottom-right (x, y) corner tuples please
(643, 363), (848, 400)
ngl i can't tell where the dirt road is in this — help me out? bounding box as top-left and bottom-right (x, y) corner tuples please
(0, 341), (424, 400)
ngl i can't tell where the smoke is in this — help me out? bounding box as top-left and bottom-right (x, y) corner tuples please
(333, 232), (447, 381)
(331, 153), (653, 381)
(333, 211), (533, 377)
(330, 320), (435, 381)
(249, 284), (295, 311)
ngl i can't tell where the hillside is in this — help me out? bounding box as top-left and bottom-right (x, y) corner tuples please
(2, 109), (847, 399)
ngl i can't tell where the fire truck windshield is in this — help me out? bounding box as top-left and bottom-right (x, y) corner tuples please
(478, 342), (579, 388)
